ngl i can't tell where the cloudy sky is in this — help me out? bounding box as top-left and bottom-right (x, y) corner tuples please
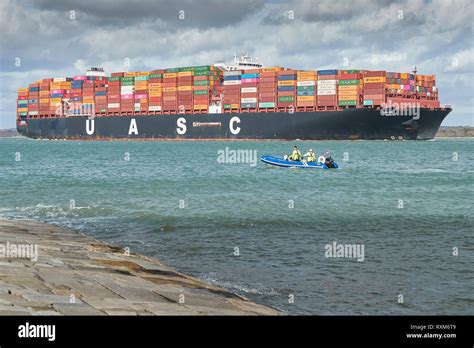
(0, 0), (472, 128)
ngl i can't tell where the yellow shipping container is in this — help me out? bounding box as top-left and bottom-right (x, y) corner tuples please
(297, 71), (316, 77)
(163, 87), (177, 92)
(50, 98), (62, 103)
(338, 85), (359, 91)
(149, 92), (162, 97)
(387, 84), (401, 89)
(148, 83), (162, 88)
(363, 77), (385, 83)
(17, 107), (28, 112)
(136, 72), (150, 76)
(193, 104), (208, 110)
(401, 73), (409, 79)
(82, 99), (94, 104)
(296, 96), (315, 102)
(39, 98), (50, 103)
(124, 72), (137, 77)
(230, 104), (240, 108)
(338, 95), (358, 101)
(140, 98), (147, 103)
(178, 86), (192, 91)
(277, 80), (295, 86)
(18, 88), (29, 93)
(178, 71), (193, 77)
(163, 73), (178, 78)
(39, 90), (50, 96)
(297, 75), (317, 81)
(262, 67), (281, 72)
(338, 89), (359, 96)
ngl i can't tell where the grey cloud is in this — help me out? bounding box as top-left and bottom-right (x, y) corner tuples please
(31, 0), (266, 28)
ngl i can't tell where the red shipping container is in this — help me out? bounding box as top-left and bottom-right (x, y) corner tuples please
(364, 71), (386, 77)
(318, 75), (337, 80)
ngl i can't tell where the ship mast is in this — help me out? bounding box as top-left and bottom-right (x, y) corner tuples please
(412, 66), (417, 98)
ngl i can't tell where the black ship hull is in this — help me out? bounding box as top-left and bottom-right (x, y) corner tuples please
(17, 108), (451, 140)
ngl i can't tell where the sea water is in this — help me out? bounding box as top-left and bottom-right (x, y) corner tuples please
(1, 137), (473, 314)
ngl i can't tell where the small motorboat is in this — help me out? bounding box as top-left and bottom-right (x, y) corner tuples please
(260, 155), (338, 169)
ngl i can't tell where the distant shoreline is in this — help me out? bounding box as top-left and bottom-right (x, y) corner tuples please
(1, 127), (473, 138)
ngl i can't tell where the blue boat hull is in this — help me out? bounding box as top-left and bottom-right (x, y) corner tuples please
(260, 156), (338, 169)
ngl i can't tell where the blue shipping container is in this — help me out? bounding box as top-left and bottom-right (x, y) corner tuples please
(297, 91), (314, 96)
(317, 69), (338, 76)
(278, 75), (297, 81)
(50, 93), (64, 98)
(241, 74), (259, 79)
(95, 91), (107, 96)
(29, 87), (39, 92)
(28, 99), (38, 103)
(277, 86), (295, 91)
(363, 100), (373, 106)
(224, 75), (241, 81)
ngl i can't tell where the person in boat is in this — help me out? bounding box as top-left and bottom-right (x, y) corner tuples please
(288, 146), (302, 161)
(303, 149), (316, 163)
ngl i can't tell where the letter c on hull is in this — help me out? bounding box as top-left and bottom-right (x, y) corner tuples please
(229, 116), (241, 135)
(86, 119), (95, 135)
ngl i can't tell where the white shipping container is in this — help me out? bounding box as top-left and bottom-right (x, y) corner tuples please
(134, 103), (140, 108)
(107, 103), (120, 108)
(223, 80), (241, 86)
(297, 81), (316, 86)
(224, 71), (242, 76)
(317, 88), (337, 94)
(28, 111), (39, 116)
(317, 79), (337, 86)
(149, 106), (162, 111)
(53, 77), (67, 82)
(241, 87), (257, 93)
(317, 84), (337, 89)
(317, 89), (337, 96)
(121, 86), (134, 91)
(241, 97), (257, 103)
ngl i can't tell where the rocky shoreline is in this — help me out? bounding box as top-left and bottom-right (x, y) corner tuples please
(0, 219), (279, 315)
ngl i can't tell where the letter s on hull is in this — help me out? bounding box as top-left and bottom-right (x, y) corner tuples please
(229, 116), (241, 135)
(177, 117), (187, 135)
(86, 119), (95, 135)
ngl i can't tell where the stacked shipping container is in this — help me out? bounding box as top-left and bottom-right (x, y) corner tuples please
(296, 70), (317, 107)
(277, 69), (296, 108)
(258, 67), (279, 108)
(337, 70), (362, 107)
(317, 70), (338, 107)
(17, 65), (442, 122)
(223, 71), (241, 110)
(363, 71), (386, 106)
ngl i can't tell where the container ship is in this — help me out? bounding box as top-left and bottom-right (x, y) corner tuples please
(16, 54), (451, 140)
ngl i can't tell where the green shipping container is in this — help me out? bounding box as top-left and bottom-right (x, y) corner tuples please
(108, 77), (120, 82)
(297, 86), (315, 91)
(338, 100), (357, 106)
(193, 71), (210, 76)
(120, 77), (134, 82)
(135, 76), (148, 81)
(179, 67), (194, 72)
(18, 111), (28, 116)
(121, 81), (134, 86)
(193, 65), (212, 72)
(194, 90), (208, 95)
(149, 74), (163, 79)
(166, 67), (180, 73)
(194, 80), (209, 86)
(223, 104), (232, 109)
(339, 79), (359, 85)
(259, 102), (276, 108)
(278, 96), (294, 102)
(346, 69), (360, 74)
